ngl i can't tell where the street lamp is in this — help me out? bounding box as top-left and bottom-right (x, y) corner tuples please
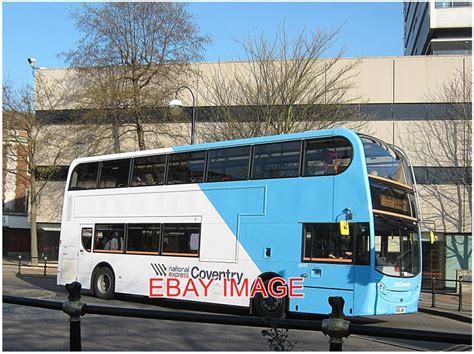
(169, 86), (197, 145)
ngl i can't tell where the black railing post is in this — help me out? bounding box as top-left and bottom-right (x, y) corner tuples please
(431, 277), (436, 308)
(62, 282), (85, 351)
(43, 256), (48, 276)
(322, 297), (350, 351)
(18, 255), (22, 275)
(458, 277), (463, 312)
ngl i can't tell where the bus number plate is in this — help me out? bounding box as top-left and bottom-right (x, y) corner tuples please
(395, 306), (406, 314)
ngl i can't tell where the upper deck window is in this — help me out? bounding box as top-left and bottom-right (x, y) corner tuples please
(99, 158), (131, 189)
(303, 137), (352, 176)
(167, 151), (206, 184)
(362, 137), (412, 186)
(69, 162), (99, 190)
(207, 146), (251, 182)
(132, 155), (166, 186)
(252, 141), (301, 179)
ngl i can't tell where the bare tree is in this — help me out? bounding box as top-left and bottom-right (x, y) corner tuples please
(3, 83), (66, 264)
(403, 71), (472, 235)
(199, 26), (370, 142)
(63, 2), (209, 152)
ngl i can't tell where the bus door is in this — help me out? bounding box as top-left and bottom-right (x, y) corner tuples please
(77, 225), (94, 283)
(297, 223), (355, 315)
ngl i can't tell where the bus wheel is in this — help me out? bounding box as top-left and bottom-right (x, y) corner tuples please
(92, 267), (115, 300)
(253, 278), (287, 319)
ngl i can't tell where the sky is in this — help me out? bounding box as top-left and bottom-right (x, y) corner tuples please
(2, 2), (404, 88)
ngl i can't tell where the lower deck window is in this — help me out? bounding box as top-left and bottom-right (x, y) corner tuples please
(162, 224), (200, 257)
(94, 224), (125, 252)
(127, 224), (161, 254)
(303, 223), (369, 264)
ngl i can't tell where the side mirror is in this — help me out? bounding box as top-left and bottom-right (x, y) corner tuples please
(430, 230), (438, 244)
(339, 220), (350, 236)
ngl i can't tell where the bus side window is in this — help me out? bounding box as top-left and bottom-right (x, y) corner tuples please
(303, 137), (352, 176)
(162, 224), (200, 257)
(252, 141), (301, 179)
(132, 155), (166, 186)
(167, 152), (206, 185)
(99, 159), (131, 189)
(69, 162), (99, 190)
(302, 223), (368, 264)
(81, 228), (93, 252)
(207, 146), (251, 182)
(94, 224), (125, 253)
(127, 224), (161, 254)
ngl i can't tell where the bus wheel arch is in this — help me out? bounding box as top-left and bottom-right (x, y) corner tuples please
(250, 272), (288, 319)
(91, 263), (116, 300)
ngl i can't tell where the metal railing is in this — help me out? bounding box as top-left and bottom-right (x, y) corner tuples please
(3, 282), (472, 351)
(425, 277), (472, 312)
(16, 255), (53, 276)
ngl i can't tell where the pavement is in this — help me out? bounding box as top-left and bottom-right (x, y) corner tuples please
(2, 263), (472, 351)
(418, 291), (472, 323)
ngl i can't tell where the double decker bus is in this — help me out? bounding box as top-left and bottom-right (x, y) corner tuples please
(58, 128), (421, 318)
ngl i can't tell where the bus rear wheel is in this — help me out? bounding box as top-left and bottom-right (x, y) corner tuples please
(253, 278), (287, 319)
(92, 267), (115, 300)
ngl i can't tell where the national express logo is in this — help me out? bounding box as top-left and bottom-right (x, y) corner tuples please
(149, 263), (304, 299)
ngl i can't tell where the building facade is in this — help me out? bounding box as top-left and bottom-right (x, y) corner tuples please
(404, 1), (472, 55)
(3, 55), (471, 287)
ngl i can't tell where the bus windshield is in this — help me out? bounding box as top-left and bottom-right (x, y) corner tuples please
(374, 216), (420, 277)
(361, 137), (413, 186)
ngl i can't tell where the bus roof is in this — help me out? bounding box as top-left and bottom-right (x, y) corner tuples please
(69, 127), (361, 166)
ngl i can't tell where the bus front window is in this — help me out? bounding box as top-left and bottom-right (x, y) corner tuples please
(374, 217), (420, 277)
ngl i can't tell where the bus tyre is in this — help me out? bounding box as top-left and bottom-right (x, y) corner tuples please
(253, 278), (287, 319)
(92, 267), (115, 300)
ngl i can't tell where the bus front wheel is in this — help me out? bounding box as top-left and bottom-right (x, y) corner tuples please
(252, 278), (287, 319)
(92, 267), (115, 300)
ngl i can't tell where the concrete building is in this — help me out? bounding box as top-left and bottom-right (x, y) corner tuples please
(3, 55), (471, 287)
(404, 1), (472, 55)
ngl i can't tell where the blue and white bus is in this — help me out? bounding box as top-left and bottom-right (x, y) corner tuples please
(58, 128), (422, 318)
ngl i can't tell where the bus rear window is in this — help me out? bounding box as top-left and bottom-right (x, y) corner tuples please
(69, 162), (99, 190)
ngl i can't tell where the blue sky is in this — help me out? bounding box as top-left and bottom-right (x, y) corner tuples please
(3, 2), (403, 88)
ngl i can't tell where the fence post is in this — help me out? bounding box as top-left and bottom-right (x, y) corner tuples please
(43, 256), (48, 276)
(62, 282), (85, 351)
(458, 277), (463, 312)
(17, 255), (22, 275)
(322, 297), (350, 351)
(431, 277), (436, 308)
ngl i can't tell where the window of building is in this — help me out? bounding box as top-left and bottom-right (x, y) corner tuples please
(132, 155), (166, 186)
(94, 224), (125, 252)
(69, 162), (99, 190)
(162, 224), (200, 257)
(207, 146), (251, 182)
(35, 166), (69, 182)
(127, 224), (161, 254)
(167, 151), (206, 184)
(435, 1), (471, 8)
(413, 166), (472, 185)
(99, 159), (131, 189)
(252, 141), (301, 179)
(303, 137), (352, 176)
(302, 223), (370, 265)
(81, 227), (93, 252)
